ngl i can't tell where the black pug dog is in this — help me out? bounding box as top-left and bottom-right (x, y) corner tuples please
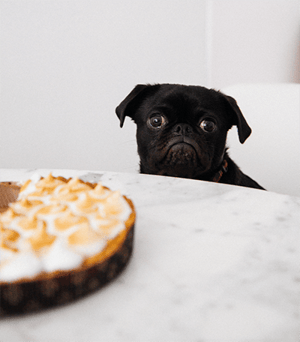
(115, 83), (264, 190)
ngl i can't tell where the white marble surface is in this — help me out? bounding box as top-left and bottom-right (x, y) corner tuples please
(0, 169), (299, 342)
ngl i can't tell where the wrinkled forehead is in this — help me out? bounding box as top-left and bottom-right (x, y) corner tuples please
(148, 85), (225, 112)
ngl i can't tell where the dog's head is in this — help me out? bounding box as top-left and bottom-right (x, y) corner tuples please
(116, 84), (251, 178)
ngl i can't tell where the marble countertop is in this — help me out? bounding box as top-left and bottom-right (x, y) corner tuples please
(0, 169), (299, 342)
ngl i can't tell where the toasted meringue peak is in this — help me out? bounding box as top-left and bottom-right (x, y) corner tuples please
(54, 211), (88, 231)
(1, 228), (20, 252)
(68, 222), (100, 245)
(27, 225), (56, 252)
(0, 208), (19, 224)
(64, 177), (93, 193)
(36, 173), (65, 190)
(17, 216), (45, 231)
(35, 204), (68, 216)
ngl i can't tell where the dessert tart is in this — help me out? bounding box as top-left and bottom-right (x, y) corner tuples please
(0, 174), (135, 315)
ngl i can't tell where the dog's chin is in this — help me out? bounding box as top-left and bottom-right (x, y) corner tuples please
(157, 143), (205, 178)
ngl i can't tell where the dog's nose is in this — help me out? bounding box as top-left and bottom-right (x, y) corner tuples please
(173, 123), (193, 136)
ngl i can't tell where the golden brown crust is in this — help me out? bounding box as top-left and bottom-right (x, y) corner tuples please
(0, 182), (20, 213)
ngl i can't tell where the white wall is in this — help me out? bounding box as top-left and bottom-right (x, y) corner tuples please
(0, 0), (208, 172)
(0, 0), (299, 178)
(224, 83), (300, 197)
(209, 0), (300, 88)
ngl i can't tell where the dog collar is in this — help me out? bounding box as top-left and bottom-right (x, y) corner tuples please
(212, 159), (228, 183)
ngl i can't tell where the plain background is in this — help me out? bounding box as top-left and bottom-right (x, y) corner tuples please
(1, 0), (299, 180)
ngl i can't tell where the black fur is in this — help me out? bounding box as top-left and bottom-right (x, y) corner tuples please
(116, 84), (264, 190)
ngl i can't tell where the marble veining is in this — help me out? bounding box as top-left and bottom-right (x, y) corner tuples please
(0, 169), (299, 341)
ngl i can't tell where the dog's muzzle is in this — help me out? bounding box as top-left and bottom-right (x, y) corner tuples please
(165, 136), (202, 159)
(159, 136), (201, 173)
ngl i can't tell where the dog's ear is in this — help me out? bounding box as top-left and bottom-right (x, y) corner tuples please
(116, 84), (155, 127)
(223, 94), (252, 144)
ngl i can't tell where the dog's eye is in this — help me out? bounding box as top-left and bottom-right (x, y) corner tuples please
(199, 119), (217, 133)
(148, 115), (167, 129)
